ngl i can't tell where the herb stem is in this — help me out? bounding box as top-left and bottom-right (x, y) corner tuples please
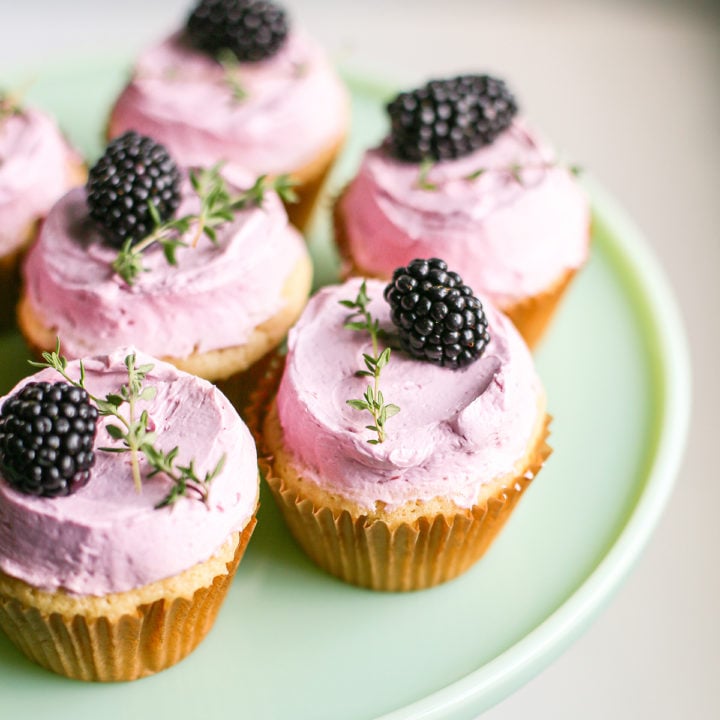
(369, 315), (384, 442)
(191, 210), (207, 249)
(340, 282), (400, 444)
(128, 226), (168, 256)
(126, 391), (142, 493)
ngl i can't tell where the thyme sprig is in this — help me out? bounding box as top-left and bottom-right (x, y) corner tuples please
(217, 49), (247, 102)
(145, 447), (226, 508)
(463, 161), (583, 185)
(415, 158), (437, 190)
(29, 339), (225, 508)
(0, 79), (36, 122)
(112, 164), (297, 285)
(339, 281), (400, 444)
(415, 159), (582, 191)
(0, 90), (23, 121)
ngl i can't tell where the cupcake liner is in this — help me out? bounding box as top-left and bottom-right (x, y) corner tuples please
(243, 351), (286, 445)
(216, 350), (286, 425)
(285, 133), (346, 232)
(502, 268), (577, 350)
(261, 404), (551, 591)
(0, 518), (256, 682)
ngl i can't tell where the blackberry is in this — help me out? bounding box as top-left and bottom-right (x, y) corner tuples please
(87, 131), (181, 248)
(0, 381), (98, 498)
(186, 0), (288, 62)
(386, 75), (518, 163)
(384, 258), (490, 369)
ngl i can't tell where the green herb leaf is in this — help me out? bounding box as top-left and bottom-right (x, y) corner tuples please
(464, 168), (486, 181)
(509, 164), (524, 185)
(140, 386), (157, 401)
(384, 404), (401, 419)
(105, 424), (125, 440)
(273, 175), (299, 204)
(0, 89), (23, 120)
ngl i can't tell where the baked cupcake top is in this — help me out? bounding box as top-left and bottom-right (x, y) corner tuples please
(0, 104), (82, 255)
(0, 349), (258, 595)
(338, 77), (590, 307)
(22, 164), (308, 360)
(275, 276), (545, 512)
(110, 27), (348, 174)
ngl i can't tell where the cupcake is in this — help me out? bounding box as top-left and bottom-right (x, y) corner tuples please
(18, 131), (312, 407)
(0, 95), (85, 328)
(258, 260), (551, 591)
(0, 348), (259, 680)
(108, 0), (349, 230)
(334, 74), (591, 348)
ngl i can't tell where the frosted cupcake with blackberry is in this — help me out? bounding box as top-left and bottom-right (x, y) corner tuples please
(334, 75), (590, 348)
(0, 94), (84, 327)
(0, 347), (259, 680)
(258, 259), (551, 591)
(18, 131), (312, 400)
(108, 0), (349, 230)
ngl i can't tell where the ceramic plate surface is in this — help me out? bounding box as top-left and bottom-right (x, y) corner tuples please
(0, 61), (690, 719)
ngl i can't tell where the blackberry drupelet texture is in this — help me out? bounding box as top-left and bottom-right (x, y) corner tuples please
(187, 0), (289, 62)
(386, 75), (518, 163)
(384, 258), (491, 369)
(0, 381), (98, 497)
(87, 131), (181, 248)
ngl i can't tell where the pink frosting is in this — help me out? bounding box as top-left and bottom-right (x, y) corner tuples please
(0, 108), (81, 255)
(339, 120), (590, 307)
(110, 30), (348, 174)
(276, 278), (545, 511)
(22, 172), (308, 359)
(0, 350), (258, 595)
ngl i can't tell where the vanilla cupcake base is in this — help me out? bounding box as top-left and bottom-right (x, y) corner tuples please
(0, 519), (255, 682)
(262, 400), (551, 592)
(17, 252), (313, 402)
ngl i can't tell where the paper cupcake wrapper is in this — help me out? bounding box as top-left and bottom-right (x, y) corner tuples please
(285, 132), (346, 231)
(217, 350), (286, 425)
(333, 187), (580, 350)
(257, 376), (551, 592)
(502, 268), (577, 350)
(0, 518), (256, 682)
(243, 351), (287, 446)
